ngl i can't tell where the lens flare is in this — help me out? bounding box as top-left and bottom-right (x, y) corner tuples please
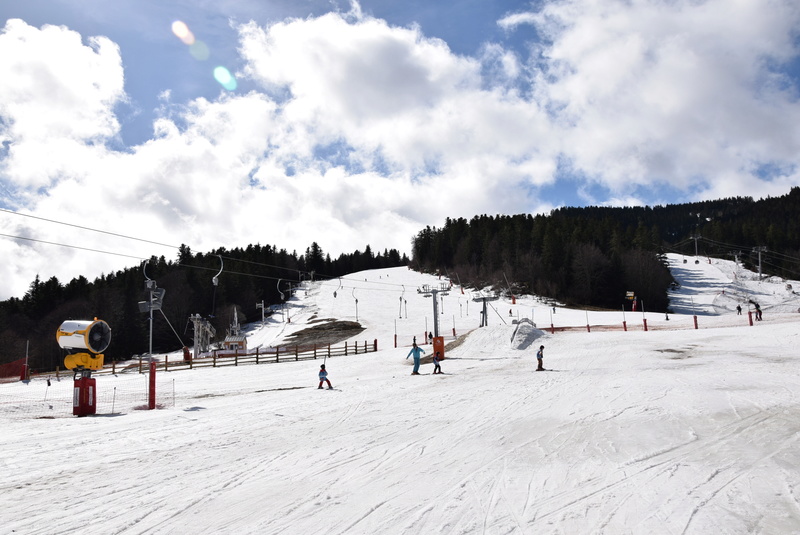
(213, 66), (237, 91)
(189, 41), (210, 61)
(171, 20), (195, 45)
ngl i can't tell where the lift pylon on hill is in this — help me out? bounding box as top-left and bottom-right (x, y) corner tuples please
(472, 291), (500, 327)
(418, 282), (450, 358)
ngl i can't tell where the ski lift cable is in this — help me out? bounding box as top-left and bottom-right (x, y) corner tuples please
(486, 301), (508, 325)
(0, 209), (403, 283)
(693, 237), (800, 268)
(760, 258), (800, 278)
(178, 262), (302, 283)
(0, 232), (148, 260)
(158, 309), (186, 347)
(216, 254), (315, 277)
(0, 208), (180, 249)
(763, 249), (800, 263)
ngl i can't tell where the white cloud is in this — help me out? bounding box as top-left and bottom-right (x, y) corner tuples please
(2, 2), (800, 299)
(0, 19), (124, 191)
(518, 0), (800, 199)
(497, 12), (539, 31)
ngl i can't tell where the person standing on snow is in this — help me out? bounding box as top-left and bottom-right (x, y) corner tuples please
(433, 351), (442, 374)
(407, 342), (425, 375)
(536, 345), (545, 371)
(318, 364), (333, 389)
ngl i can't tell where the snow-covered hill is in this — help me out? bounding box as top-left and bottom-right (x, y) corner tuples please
(2, 255), (799, 534)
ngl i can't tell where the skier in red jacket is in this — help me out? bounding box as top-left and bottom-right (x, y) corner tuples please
(318, 364), (333, 389)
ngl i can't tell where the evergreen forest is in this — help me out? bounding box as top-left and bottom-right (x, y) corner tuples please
(0, 243), (407, 373)
(411, 187), (800, 313)
(3, 187), (800, 374)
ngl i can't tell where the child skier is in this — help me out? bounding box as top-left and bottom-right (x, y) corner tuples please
(536, 345), (545, 371)
(318, 364), (333, 389)
(433, 351), (442, 374)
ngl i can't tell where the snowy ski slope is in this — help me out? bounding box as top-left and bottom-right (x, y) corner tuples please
(1, 254), (799, 534)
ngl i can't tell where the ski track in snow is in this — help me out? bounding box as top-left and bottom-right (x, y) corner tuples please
(2, 254), (800, 534)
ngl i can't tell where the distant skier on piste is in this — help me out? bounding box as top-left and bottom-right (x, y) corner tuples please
(433, 351), (442, 374)
(318, 364), (333, 389)
(407, 342), (425, 375)
(536, 345), (545, 371)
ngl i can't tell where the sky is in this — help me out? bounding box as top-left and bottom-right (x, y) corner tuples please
(1, 0), (800, 299)
(3, 255), (800, 533)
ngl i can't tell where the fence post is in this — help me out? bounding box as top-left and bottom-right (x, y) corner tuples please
(165, 354), (169, 372)
(373, 339), (378, 352)
(139, 354), (143, 374)
(256, 347), (259, 365)
(355, 342), (358, 355)
(295, 346), (299, 361)
(328, 345), (331, 359)
(314, 344), (317, 359)
(235, 348), (239, 366)
(213, 351), (217, 368)
(345, 342), (348, 356)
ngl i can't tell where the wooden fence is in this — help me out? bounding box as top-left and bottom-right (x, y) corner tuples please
(93, 339), (379, 375)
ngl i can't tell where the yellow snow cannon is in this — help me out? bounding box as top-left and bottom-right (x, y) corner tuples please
(56, 319), (112, 371)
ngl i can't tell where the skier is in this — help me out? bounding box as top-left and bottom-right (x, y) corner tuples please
(433, 351), (442, 374)
(736, 304), (742, 315)
(536, 345), (545, 371)
(318, 364), (333, 389)
(407, 342), (425, 375)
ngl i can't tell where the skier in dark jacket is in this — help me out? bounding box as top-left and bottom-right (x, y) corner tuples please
(318, 364), (333, 389)
(433, 351), (442, 374)
(536, 345), (545, 371)
(407, 343), (425, 375)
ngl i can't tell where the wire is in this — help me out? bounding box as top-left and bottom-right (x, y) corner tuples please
(1, 209), (420, 290)
(0, 208), (180, 249)
(159, 309), (186, 347)
(0, 232), (148, 260)
(180, 262), (296, 282)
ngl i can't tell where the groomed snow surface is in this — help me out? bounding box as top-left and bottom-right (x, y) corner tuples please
(2, 254), (800, 534)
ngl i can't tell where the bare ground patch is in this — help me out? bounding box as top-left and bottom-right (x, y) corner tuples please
(279, 320), (366, 348)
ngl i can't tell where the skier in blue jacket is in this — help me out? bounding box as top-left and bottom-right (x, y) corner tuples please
(406, 342), (425, 375)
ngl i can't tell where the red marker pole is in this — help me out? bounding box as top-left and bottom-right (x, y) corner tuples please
(148, 361), (156, 410)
